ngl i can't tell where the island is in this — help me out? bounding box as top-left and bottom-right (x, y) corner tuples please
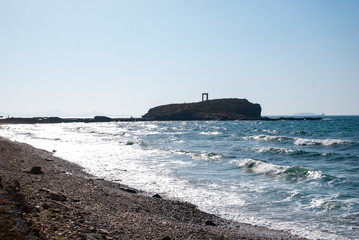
(142, 98), (262, 120)
(0, 98), (323, 124)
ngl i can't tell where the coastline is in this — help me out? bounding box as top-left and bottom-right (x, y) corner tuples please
(0, 137), (306, 239)
(0, 116), (322, 125)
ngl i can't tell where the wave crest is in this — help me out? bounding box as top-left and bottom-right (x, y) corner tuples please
(235, 159), (323, 181)
(243, 135), (290, 142)
(244, 135), (357, 147)
(294, 138), (349, 146)
(175, 150), (223, 161)
(253, 147), (296, 154)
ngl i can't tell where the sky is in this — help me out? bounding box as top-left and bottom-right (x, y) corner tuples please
(1, 0), (358, 117)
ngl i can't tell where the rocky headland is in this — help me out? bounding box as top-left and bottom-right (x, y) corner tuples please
(142, 98), (262, 121)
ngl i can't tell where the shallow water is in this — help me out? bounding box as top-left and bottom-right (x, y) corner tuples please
(1, 116), (358, 239)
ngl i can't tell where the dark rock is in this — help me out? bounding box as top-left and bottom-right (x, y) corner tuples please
(94, 116), (112, 122)
(119, 187), (137, 194)
(41, 188), (67, 202)
(84, 233), (102, 240)
(49, 192), (67, 201)
(44, 117), (63, 123)
(42, 202), (50, 209)
(135, 206), (142, 212)
(97, 228), (110, 235)
(142, 98), (261, 121)
(205, 220), (217, 226)
(152, 194), (162, 199)
(162, 236), (171, 240)
(27, 166), (43, 174)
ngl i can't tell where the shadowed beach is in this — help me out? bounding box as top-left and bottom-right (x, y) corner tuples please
(0, 136), (306, 239)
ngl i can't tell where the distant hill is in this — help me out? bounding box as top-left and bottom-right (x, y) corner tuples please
(0, 110), (106, 118)
(292, 113), (324, 117)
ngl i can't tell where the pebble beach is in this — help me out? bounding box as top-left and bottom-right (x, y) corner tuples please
(0, 137), (306, 239)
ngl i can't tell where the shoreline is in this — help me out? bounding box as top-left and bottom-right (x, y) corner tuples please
(0, 137), (306, 239)
(0, 116), (322, 125)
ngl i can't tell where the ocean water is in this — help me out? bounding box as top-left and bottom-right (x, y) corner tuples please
(1, 116), (358, 239)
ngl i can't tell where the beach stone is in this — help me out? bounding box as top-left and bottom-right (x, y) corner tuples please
(152, 193), (162, 199)
(28, 166), (43, 174)
(49, 192), (67, 201)
(205, 220), (217, 226)
(98, 228), (110, 235)
(119, 187), (137, 194)
(84, 233), (101, 240)
(40, 188), (67, 202)
(42, 202), (50, 209)
(162, 236), (171, 240)
(134, 206), (142, 212)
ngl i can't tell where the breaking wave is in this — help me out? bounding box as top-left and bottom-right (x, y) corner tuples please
(252, 147), (296, 154)
(243, 135), (291, 142)
(200, 131), (222, 136)
(234, 159), (323, 181)
(174, 150), (224, 161)
(294, 138), (351, 146)
(245, 134), (358, 147)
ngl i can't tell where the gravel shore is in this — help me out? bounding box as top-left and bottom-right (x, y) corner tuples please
(0, 137), (306, 239)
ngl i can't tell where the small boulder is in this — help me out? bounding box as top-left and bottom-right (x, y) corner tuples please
(119, 187), (137, 194)
(97, 228), (110, 235)
(28, 166), (43, 174)
(205, 220), (217, 226)
(152, 193), (162, 199)
(49, 192), (67, 202)
(41, 188), (67, 201)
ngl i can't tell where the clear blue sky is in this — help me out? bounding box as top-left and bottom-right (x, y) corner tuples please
(1, 0), (358, 116)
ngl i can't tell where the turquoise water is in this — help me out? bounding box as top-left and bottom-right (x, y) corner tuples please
(1, 116), (358, 239)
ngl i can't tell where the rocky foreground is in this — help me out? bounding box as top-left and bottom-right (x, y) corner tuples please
(0, 137), (306, 240)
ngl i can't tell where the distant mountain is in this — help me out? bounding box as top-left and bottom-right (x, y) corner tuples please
(292, 113), (324, 117)
(0, 110), (106, 118)
(76, 110), (105, 117)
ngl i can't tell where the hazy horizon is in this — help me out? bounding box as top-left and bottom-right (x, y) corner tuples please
(1, 0), (358, 116)
(1, 108), (356, 119)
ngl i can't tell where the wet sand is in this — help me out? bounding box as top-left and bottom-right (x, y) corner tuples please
(0, 137), (306, 239)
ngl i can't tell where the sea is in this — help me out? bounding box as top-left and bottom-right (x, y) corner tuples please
(1, 116), (358, 240)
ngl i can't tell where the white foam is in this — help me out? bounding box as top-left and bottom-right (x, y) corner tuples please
(253, 147), (295, 154)
(200, 131), (222, 135)
(294, 138), (348, 146)
(172, 149), (223, 161)
(306, 169), (323, 180)
(243, 135), (289, 142)
(262, 129), (278, 134)
(233, 159), (324, 182)
(237, 158), (289, 175)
